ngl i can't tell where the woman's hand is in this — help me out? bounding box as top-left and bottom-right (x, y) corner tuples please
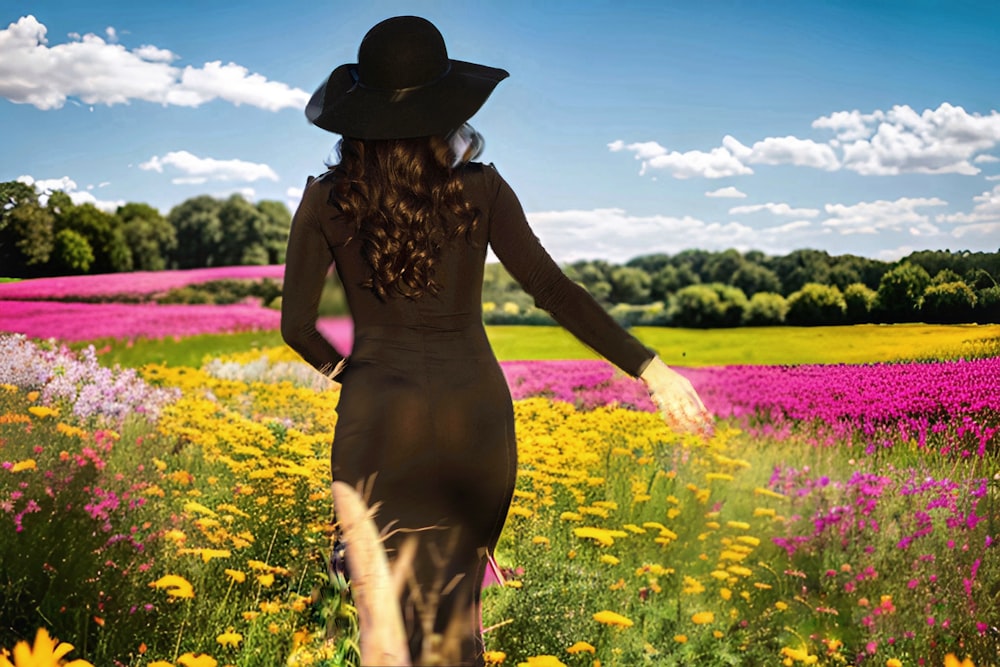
(640, 356), (713, 437)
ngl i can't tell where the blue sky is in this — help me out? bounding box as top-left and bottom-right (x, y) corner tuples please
(3, 1), (999, 263)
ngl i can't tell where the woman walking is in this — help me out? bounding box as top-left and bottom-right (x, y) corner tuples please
(281, 15), (711, 666)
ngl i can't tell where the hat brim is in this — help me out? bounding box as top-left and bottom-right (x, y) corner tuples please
(306, 59), (508, 140)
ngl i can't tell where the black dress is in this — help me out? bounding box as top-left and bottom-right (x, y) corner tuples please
(281, 163), (652, 665)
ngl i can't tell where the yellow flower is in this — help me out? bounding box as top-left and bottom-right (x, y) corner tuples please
(566, 641), (596, 654)
(508, 505), (533, 519)
(505, 580), (523, 589)
(599, 554), (620, 566)
(775, 601), (789, 611)
(720, 588), (732, 601)
(259, 601), (281, 614)
(149, 574), (195, 599)
(886, 659), (902, 667)
(532, 536), (550, 546)
(754, 487), (786, 499)
(560, 511), (583, 522)
(593, 610), (633, 627)
(28, 406), (59, 418)
(673, 634), (687, 643)
(0, 628), (94, 667)
(691, 611), (715, 625)
(713, 630), (724, 639)
(9, 459), (37, 473)
(225, 569), (246, 584)
(484, 650), (506, 664)
(216, 629), (242, 648)
(517, 657), (566, 667)
(944, 656), (976, 667)
(177, 654), (218, 667)
(726, 521), (751, 530)
(147, 662), (174, 667)
(257, 573), (275, 588)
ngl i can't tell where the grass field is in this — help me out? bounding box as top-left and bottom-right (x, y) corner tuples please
(89, 323), (1000, 369)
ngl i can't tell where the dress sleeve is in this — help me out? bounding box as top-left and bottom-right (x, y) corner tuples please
(280, 178), (346, 377)
(484, 167), (654, 377)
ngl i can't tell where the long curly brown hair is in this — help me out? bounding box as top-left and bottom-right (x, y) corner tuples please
(325, 135), (479, 300)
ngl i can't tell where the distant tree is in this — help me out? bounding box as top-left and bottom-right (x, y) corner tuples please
(709, 283), (749, 327)
(670, 249), (713, 282)
(828, 264), (861, 291)
(0, 181), (54, 276)
(256, 200), (292, 264)
(742, 292), (788, 326)
(625, 253), (672, 274)
(650, 264), (699, 300)
(565, 260), (613, 304)
(931, 268), (963, 286)
(786, 283), (847, 326)
(118, 203), (176, 271)
(669, 284), (724, 328)
(216, 195), (270, 265)
(169, 195), (223, 268)
(843, 282), (877, 324)
(51, 228), (94, 273)
(904, 249), (969, 279)
(769, 249), (832, 295)
(921, 281), (977, 323)
(964, 268), (997, 291)
(704, 248), (745, 284)
(609, 266), (651, 304)
(873, 261), (931, 323)
(975, 286), (1000, 324)
(55, 203), (132, 273)
(731, 263), (781, 297)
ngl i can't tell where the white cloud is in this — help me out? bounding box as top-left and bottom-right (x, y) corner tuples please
(524, 207), (817, 262)
(986, 174), (1000, 181)
(0, 15), (309, 111)
(812, 109), (885, 142)
(608, 140), (752, 179)
(17, 174), (123, 211)
(821, 197), (948, 235)
(705, 186), (746, 198)
(139, 150), (279, 183)
(726, 135), (841, 171)
(937, 184), (1000, 226)
(826, 104), (1000, 175)
(729, 202), (821, 218)
(974, 154), (999, 163)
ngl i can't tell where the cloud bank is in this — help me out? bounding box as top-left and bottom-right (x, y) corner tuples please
(0, 15), (309, 111)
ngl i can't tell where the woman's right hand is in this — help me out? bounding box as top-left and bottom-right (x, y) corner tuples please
(640, 356), (713, 437)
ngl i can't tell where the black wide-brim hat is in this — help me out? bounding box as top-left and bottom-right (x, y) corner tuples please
(306, 16), (509, 140)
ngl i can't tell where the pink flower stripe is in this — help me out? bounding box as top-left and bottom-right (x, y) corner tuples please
(0, 300), (280, 342)
(0, 265), (285, 300)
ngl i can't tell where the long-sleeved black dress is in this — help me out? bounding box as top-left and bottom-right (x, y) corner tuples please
(281, 162), (653, 666)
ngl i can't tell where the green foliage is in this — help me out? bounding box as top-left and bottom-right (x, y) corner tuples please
(52, 228), (95, 273)
(56, 203), (133, 273)
(731, 263), (781, 297)
(921, 281), (978, 323)
(157, 278), (283, 307)
(742, 292), (788, 326)
(609, 266), (652, 305)
(874, 261), (931, 323)
(0, 181), (54, 275)
(843, 282), (876, 324)
(974, 285), (1000, 324)
(786, 283), (847, 326)
(119, 202), (177, 271)
(168, 195), (224, 268)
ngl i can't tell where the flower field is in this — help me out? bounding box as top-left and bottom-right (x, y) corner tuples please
(1, 267), (998, 667)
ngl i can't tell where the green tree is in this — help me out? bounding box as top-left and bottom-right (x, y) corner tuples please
(843, 282), (876, 324)
(921, 281), (977, 323)
(51, 228), (94, 273)
(55, 203), (132, 274)
(975, 286), (1000, 324)
(256, 200), (292, 264)
(703, 248), (745, 284)
(668, 284), (724, 328)
(742, 292), (788, 326)
(118, 203), (176, 271)
(786, 283), (847, 326)
(873, 261), (931, 323)
(0, 181), (55, 276)
(963, 268), (997, 291)
(731, 263), (781, 297)
(769, 249), (832, 295)
(609, 266), (651, 305)
(709, 283), (749, 327)
(169, 195), (223, 268)
(217, 195), (270, 265)
(931, 268), (963, 286)
(650, 264), (699, 300)
(565, 260), (613, 304)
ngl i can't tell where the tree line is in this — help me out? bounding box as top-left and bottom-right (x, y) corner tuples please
(482, 248), (1000, 326)
(3, 180), (998, 325)
(0, 181), (290, 277)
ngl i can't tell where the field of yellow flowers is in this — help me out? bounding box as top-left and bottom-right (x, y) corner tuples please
(1, 331), (998, 667)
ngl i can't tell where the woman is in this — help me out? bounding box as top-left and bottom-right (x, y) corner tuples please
(281, 16), (711, 666)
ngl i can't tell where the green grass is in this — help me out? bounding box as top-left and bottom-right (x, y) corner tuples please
(91, 323), (1000, 368)
(488, 323), (1000, 366)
